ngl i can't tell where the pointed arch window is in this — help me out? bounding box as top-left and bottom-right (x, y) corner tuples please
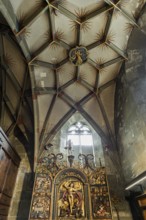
(67, 122), (93, 146)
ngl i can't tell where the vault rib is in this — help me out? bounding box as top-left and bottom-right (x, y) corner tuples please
(96, 94), (116, 147)
(105, 41), (128, 59)
(29, 39), (53, 64)
(16, 5), (49, 36)
(1, 62), (21, 92)
(41, 108), (76, 149)
(82, 4), (113, 22)
(86, 39), (104, 50)
(100, 56), (124, 69)
(48, 6), (56, 40)
(94, 70), (100, 93)
(0, 34), (5, 127)
(104, 0), (140, 28)
(7, 68), (29, 135)
(76, 23), (81, 45)
(48, 1), (81, 24)
(40, 94), (57, 147)
(99, 79), (116, 94)
(78, 78), (95, 93)
(104, 9), (114, 40)
(59, 78), (76, 91)
(59, 91), (111, 145)
(34, 87), (56, 95)
(31, 60), (57, 70)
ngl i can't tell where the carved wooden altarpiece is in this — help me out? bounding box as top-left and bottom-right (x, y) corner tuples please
(29, 151), (113, 220)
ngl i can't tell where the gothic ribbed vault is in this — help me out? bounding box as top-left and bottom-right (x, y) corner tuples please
(0, 0), (145, 167)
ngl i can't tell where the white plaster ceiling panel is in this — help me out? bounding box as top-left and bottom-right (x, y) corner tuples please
(24, 12), (51, 53)
(43, 97), (70, 141)
(79, 63), (97, 87)
(107, 12), (133, 51)
(37, 43), (67, 63)
(118, 0), (145, 18)
(57, 62), (76, 86)
(100, 84), (116, 133)
(64, 82), (89, 102)
(3, 36), (26, 86)
(10, 0), (46, 20)
(54, 11), (76, 45)
(37, 94), (54, 133)
(80, 12), (108, 46)
(61, 0), (106, 15)
(98, 62), (122, 87)
(34, 66), (55, 88)
(82, 97), (108, 134)
(88, 45), (119, 64)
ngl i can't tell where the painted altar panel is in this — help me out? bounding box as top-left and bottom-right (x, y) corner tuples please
(90, 168), (112, 219)
(30, 174), (52, 219)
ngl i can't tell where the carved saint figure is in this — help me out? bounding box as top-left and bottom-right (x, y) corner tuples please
(71, 50), (83, 65)
(58, 180), (84, 217)
(69, 47), (88, 66)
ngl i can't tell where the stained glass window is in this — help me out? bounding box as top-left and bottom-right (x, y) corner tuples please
(67, 122), (93, 146)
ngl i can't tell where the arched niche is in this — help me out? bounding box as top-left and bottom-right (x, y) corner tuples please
(52, 168), (90, 220)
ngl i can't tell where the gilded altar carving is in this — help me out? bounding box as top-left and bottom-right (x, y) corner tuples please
(57, 179), (84, 218)
(30, 151), (112, 220)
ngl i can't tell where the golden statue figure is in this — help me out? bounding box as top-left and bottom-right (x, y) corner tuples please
(69, 47), (88, 66)
(58, 180), (84, 217)
(70, 50), (83, 65)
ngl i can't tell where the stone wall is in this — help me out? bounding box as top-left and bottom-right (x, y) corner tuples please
(115, 23), (146, 184)
(8, 136), (34, 220)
